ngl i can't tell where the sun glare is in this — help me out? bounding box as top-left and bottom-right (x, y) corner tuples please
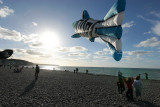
(39, 31), (60, 49)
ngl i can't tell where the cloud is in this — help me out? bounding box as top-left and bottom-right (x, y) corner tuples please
(32, 22), (38, 26)
(122, 21), (135, 28)
(58, 47), (70, 52)
(150, 11), (160, 19)
(137, 15), (156, 23)
(135, 37), (160, 47)
(151, 22), (160, 36)
(29, 42), (43, 48)
(0, 26), (22, 41)
(95, 51), (106, 55)
(137, 14), (160, 36)
(69, 53), (90, 57)
(58, 46), (87, 52)
(70, 46), (87, 52)
(103, 48), (110, 52)
(26, 49), (43, 56)
(144, 31), (151, 35)
(93, 56), (111, 60)
(125, 50), (153, 57)
(0, 6), (14, 18)
(0, 0), (3, 4)
(22, 34), (38, 43)
(14, 48), (26, 53)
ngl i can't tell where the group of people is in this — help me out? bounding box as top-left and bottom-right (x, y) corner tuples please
(74, 68), (79, 73)
(117, 71), (144, 101)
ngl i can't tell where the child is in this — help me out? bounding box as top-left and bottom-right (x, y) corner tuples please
(133, 76), (142, 99)
(124, 77), (134, 101)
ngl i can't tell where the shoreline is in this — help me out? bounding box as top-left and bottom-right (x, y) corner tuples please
(0, 67), (160, 106)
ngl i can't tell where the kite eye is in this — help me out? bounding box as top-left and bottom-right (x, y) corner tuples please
(72, 21), (78, 28)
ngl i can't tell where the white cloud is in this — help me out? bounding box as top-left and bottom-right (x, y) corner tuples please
(22, 34), (38, 43)
(144, 31), (151, 35)
(69, 53), (90, 57)
(26, 49), (44, 56)
(70, 46), (87, 52)
(135, 37), (160, 47)
(125, 50), (153, 57)
(95, 51), (106, 55)
(0, 26), (22, 41)
(29, 42), (43, 48)
(137, 14), (160, 36)
(58, 47), (70, 52)
(151, 21), (160, 36)
(103, 48), (110, 52)
(0, 0), (3, 4)
(137, 15), (156, 24)
(32, 22), (38, 26)
(14, 48), (26, 53)
(122, 21), (135, 28)
(150, 11), (160, 19)
(0, 6), (14, 18)
(58, 46), (87, 53)
(93, 56), (111, 60)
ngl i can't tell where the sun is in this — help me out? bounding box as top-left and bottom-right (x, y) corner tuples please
(39, 31), (60, 49)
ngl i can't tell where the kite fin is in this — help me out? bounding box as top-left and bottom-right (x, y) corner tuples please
(107, 42), (122, 61)
(99, 35), (122, 61)
(96, 26), (122, 39)
(82, 10), (90, 19)
(104, 0), (126, 20)
(71, 34), (81, 38)
(89, 37), (95, 42)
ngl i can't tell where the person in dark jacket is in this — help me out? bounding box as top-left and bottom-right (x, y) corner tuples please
(35, 65), (40, 79)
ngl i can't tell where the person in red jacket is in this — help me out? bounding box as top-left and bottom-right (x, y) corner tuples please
(124, 77), (134, 101)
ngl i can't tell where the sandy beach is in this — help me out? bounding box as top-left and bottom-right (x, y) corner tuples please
(0, 67), (160, 107)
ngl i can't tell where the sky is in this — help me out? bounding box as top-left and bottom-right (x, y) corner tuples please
(0, 0), (160, 68)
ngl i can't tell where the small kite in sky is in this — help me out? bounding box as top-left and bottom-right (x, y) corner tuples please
(71, 0), (126, 61)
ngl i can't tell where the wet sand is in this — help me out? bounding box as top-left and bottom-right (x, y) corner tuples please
(0, 67), (160, 106)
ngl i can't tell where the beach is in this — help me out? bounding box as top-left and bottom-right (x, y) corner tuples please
(0, 67), (160, 107)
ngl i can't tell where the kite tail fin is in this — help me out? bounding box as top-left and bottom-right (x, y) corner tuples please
(99, 35), (122, 61)
(104, 0), (126, 21)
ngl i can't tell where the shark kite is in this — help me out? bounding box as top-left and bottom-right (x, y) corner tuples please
(71, 0), (126, 61)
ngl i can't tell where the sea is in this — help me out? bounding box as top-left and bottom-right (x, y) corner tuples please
(29, 65), (160, 80)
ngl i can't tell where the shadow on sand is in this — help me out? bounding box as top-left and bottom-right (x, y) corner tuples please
(19, 79), (37, 97)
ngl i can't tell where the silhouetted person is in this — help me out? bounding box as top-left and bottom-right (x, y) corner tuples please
(76, 68), (78, 73)
(35, 65), (40, 79)
(86, 70), (88, 74)
(124, 77), (134, 101)
(117, 70), (125, 94)
(74, 70), (76, 73)
(144, 73), (148, 80)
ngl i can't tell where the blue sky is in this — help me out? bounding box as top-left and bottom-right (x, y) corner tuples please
(0, 0), (160, 68)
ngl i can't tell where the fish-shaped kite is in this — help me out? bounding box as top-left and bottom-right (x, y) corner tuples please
(0, 49), (13, 59)
(71, 0), (126, 61)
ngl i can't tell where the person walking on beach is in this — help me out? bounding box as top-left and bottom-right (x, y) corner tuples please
(76, 68), (78, 73)
(133, 75), (142, 100)
(124, 77), (134, 101)
(117, 70), (125, 94)
(86, 70), (88, 74)
(144, 73), (148, 80)
(35, 65), (40, 79)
